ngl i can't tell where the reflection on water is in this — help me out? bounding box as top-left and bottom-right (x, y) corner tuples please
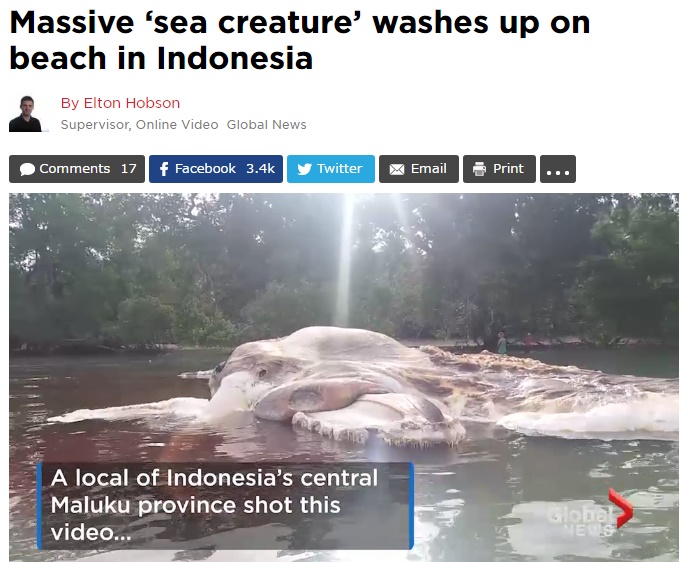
(9, 349), (680, 562)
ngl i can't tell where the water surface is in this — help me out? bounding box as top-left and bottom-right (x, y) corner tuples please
(9, 348), (679, 562)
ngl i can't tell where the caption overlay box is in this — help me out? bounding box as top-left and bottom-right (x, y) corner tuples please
(9, 155), (145, 183)
(37, 462), (414, 551)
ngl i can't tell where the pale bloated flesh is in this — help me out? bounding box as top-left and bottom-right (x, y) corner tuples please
(200, 327), (678, 447)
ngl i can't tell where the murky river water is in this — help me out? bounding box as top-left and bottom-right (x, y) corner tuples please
(9, 348), (679, 562)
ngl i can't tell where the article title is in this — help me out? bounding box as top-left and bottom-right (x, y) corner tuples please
(10, 10), (590, 71)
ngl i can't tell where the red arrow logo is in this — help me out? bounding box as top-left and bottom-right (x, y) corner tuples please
(608, 488), (633, 528)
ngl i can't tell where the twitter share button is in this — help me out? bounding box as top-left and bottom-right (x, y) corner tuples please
(287, 155), (375, 183)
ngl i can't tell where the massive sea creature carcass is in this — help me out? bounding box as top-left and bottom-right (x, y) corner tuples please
(181, 326), (678, 446)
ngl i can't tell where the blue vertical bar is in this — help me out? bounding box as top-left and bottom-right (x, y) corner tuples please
(408, 462), (415, 549)
(36, 462), (43, 549)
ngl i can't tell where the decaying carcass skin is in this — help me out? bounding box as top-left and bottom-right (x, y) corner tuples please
(180, 326), (678, 447)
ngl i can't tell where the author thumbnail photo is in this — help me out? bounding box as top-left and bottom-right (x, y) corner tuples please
(9, 96), (42, 132)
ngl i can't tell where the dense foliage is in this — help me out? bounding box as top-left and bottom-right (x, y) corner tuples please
(9, 193), (678, 349)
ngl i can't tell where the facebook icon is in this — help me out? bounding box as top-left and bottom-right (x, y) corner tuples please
(159, 161), (169, 177)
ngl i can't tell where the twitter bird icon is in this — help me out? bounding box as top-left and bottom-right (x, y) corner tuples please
(297, 163), (312, 175)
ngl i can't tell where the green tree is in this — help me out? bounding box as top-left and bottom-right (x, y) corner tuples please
(8, 192), (679, 351)
(575, 195), (679, 340)
(116, 297), (175, 347)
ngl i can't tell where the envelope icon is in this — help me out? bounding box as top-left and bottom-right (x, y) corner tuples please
(390, 164), (405, 176)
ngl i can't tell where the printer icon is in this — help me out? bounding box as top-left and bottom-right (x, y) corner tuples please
(473, 162), (487, 177)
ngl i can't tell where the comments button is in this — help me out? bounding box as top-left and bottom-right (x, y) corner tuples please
(9, 155), (145, 183)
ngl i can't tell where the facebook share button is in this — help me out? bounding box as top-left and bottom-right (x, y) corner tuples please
(149, 155), (283, 183)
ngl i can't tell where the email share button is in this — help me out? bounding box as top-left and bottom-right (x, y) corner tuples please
(379, 155), (460, 183)
(287, 155), (375, 183)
